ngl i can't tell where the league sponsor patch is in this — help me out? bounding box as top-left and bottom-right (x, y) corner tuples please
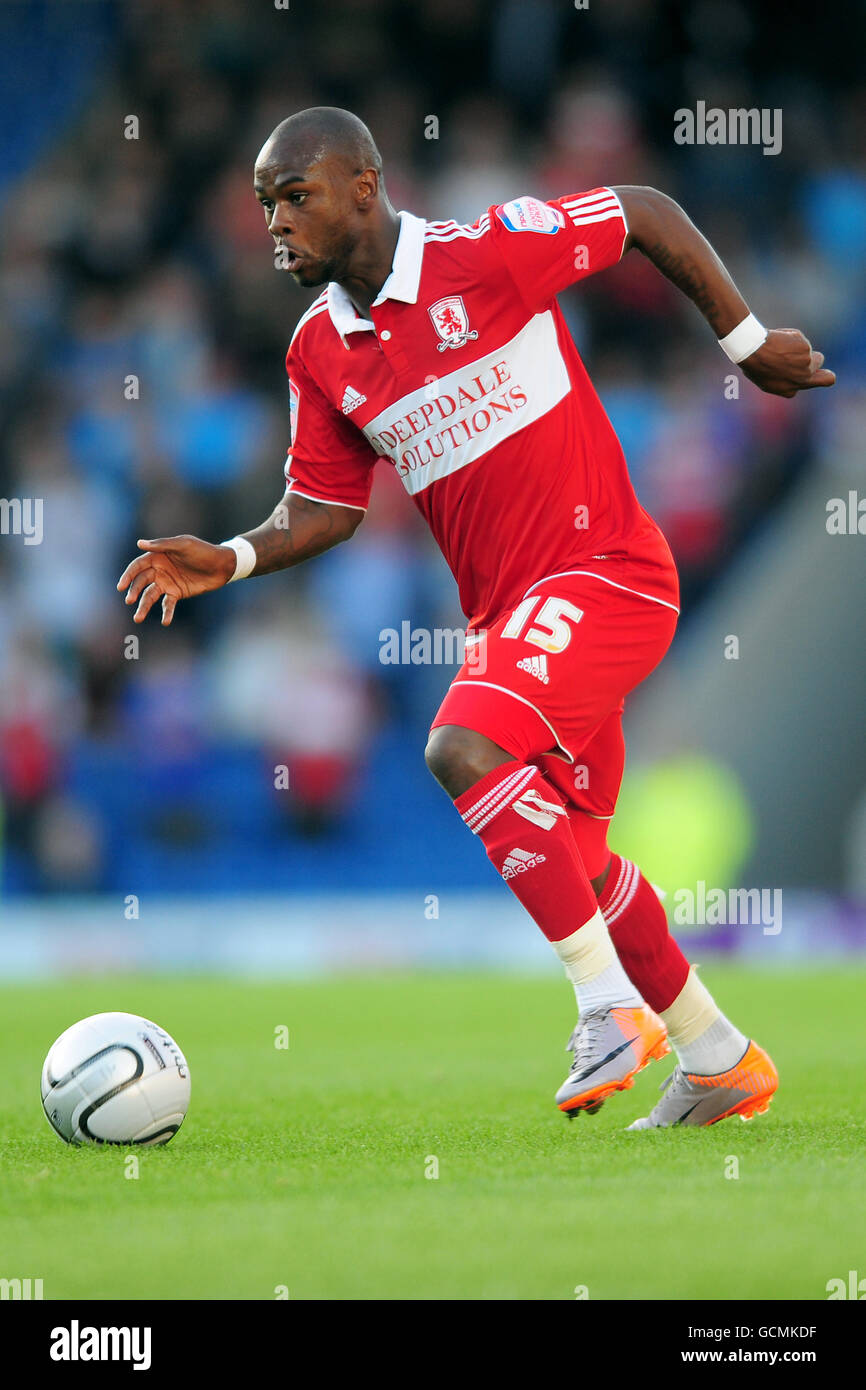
(496, 197), (565, 235)
(288, 378), (299, 444)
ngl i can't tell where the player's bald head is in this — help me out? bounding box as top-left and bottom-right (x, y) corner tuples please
(257, 107), (382, 183)
(253, 107), (395, 290)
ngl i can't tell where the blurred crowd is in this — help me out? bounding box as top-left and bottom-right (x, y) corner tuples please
(1, 0), (864, 895)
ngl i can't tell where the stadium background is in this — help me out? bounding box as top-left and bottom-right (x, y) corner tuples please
(0, 0), (864, 969)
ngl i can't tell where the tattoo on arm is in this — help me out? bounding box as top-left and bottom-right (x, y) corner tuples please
(249, 493), (353, 575)
(642, 240), (722, 331)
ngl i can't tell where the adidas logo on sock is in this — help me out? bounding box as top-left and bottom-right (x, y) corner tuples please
(341, 385), (367, 414)
(516, 654), (549, 684)
(501, 847), (547, 880)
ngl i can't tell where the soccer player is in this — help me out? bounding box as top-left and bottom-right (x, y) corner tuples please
(118, 108), (834, 1127)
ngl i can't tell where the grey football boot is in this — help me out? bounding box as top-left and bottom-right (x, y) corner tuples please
(627, 1041), (778, 1128)
(556, 1004), (670, 1117)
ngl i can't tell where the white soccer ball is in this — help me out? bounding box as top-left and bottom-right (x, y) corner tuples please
(41, 1012), (191, 1146)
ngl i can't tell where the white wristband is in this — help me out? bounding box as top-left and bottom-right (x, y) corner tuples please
(718, 313), (768, 364)
(220, 536), (257, 582)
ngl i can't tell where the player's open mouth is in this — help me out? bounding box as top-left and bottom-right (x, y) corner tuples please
(283, 250), (304, 272)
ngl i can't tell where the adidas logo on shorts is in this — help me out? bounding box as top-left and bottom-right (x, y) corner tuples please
(501, 847), (547, 880)
(516, 654), (549, 684)
(341, 385), (367, 414)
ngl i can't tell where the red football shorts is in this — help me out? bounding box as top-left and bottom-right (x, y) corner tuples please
(430, 570), (679, 878)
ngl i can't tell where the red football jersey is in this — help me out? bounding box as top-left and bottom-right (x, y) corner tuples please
(284, 188), (679, 631)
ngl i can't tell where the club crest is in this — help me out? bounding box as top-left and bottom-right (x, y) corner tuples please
(428, 295), (479, 351)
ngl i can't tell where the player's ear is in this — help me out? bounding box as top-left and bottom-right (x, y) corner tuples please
(355, 167), (379, 207)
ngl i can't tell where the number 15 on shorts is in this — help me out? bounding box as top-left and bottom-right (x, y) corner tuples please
(501, 595), (584, 654)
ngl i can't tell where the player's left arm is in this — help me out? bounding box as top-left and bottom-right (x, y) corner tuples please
(613, 185), (835, 398)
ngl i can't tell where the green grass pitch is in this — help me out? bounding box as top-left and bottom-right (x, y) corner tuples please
(1, 966), (863, 1300)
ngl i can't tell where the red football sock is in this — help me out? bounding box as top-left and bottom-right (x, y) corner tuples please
(598, 852), (690, 1012)
(454, 761), (597, 942)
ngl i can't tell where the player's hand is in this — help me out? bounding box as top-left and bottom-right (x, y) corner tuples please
(740, 328), (835, 398)
(116, 535), (237, 625)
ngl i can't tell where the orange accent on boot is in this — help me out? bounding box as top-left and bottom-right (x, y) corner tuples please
(558, 1005), (670, 1114)
(687, 1041), (779, 1123)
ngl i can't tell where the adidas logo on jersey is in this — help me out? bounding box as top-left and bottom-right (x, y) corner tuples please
(341, 385), (367, 414)
(516, 654), (549, 684)
(501, 847), (547, 880)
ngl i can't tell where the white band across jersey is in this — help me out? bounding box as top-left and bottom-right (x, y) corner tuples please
(220, 535), (257, 582)
(718, 312), (768, 364)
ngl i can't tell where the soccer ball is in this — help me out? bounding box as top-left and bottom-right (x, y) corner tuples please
(41, 1012), (190, 1146)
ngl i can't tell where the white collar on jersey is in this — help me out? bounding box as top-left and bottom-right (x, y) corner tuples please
(327, 210), (426, 344)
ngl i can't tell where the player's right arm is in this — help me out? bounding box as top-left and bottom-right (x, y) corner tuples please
(116, 486), (362, 626)
(119, 325), (379, 625)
